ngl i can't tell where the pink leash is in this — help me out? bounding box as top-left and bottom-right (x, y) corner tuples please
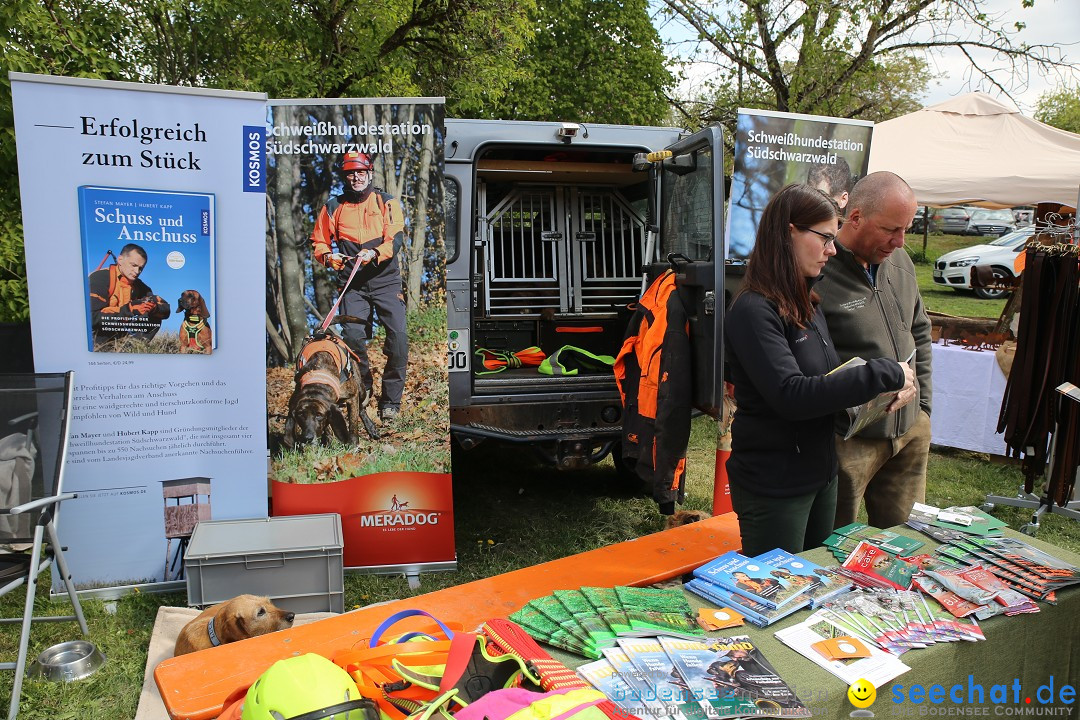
(319, 255), (366, 332)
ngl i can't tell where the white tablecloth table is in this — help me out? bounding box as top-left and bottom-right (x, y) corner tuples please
(929, 341), (1009, 456)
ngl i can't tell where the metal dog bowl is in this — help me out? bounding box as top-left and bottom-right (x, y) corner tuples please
(26, 640), (106, 682)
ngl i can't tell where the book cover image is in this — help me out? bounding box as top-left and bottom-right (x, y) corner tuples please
(693, 551), (811, 609)
(660, 635), (810, 718)
(80, 186), (215, 354)
(753, 549), (854, 608)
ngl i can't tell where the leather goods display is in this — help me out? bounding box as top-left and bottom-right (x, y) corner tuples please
(997, 242), (1079, 505)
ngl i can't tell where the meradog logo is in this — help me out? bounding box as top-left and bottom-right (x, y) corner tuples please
(361, 512), (441, 528)
(242, 126), (265, 192)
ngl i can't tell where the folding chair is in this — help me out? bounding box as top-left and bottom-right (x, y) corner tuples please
(0, 372), (88, 720)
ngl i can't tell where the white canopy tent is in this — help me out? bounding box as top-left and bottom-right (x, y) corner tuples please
(867, 92), (1080, 209)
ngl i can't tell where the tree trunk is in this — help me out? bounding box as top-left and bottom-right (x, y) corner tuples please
(407, 119), (435, 306)
(273, 107), (310, 360)
(265, 193), (290, 365)
(311, 105), (346, 319)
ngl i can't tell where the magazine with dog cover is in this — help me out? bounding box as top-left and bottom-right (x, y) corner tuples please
(751, 549), (853, 609)
(659, 635), (810, 718)
(839, 541), (916, 590)
(692, 551), (813, 610)
(79, 185), (216, 354)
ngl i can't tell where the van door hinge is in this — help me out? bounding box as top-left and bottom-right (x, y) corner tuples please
(471, 274), (482, 309)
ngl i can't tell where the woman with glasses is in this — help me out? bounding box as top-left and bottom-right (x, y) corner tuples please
(723, 184), (914, 555)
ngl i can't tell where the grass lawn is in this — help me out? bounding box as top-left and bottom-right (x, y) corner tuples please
(905, 231), (1008, 318)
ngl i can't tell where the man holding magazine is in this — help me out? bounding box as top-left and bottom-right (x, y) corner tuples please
(816, 172), (932, 529)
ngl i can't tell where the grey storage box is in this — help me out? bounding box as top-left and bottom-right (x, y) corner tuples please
(184, 514), (344, 613)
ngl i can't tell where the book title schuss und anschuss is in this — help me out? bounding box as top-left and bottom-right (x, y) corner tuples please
(79, 115), (207, 171)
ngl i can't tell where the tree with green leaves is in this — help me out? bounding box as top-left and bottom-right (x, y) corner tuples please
(1, 0), (132, 322)
(1035, 86), (1080, 134)
(488, 0), (674, 125)
(658, 0), (1076, 130)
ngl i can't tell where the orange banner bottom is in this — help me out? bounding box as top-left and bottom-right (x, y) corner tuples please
(272, 471), (455, 568)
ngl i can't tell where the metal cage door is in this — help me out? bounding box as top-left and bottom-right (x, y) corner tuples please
(480, 187), (566, 316)
(570, 189), (647, 313)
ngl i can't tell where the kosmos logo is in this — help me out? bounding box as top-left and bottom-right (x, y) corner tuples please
(359, 494), (441, 528)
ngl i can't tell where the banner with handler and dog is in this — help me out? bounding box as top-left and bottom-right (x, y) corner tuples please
(264, 99), (455, 576)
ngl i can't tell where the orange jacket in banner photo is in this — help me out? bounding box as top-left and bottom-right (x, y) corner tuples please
(614, 270), (693, 511)
(311, 188), (407, 289)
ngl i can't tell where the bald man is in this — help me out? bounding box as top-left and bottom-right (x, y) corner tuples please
(815, 172), (933, 529)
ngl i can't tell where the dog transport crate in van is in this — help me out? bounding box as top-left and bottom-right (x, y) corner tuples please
(445, 119), (725, 471)
(184, 514), (344, 613)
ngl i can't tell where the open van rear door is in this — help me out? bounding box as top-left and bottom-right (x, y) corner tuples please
(654, 127), (726, 417)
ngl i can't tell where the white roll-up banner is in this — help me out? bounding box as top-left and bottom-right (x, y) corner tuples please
(11, 72), (269, 593)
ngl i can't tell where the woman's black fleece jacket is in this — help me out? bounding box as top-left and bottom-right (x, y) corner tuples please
(724, 290), (905, 498)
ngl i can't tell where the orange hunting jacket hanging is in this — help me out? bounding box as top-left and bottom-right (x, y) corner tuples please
(614, 270), (692, 513)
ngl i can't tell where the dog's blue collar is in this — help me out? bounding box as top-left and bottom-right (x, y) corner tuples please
(207, 616), (221, 647)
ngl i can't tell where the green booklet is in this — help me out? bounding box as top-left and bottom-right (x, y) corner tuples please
(554, 589), (617, 649)
(614, 586), (704, 639)
(527, 596), (600, 657)
(581, 586), (635, 636)
(829, 522), (925, 556)
(509, 604), (592, 657)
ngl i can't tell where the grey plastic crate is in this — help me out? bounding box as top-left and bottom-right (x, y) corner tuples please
(184, 514), (344, 613)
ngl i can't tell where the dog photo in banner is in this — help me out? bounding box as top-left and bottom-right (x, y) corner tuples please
(265, 100), (448, 483)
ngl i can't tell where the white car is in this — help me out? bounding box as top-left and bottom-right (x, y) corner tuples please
(932, 227), (1034, 299)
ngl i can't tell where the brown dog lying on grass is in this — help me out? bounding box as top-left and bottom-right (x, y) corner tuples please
(664, 508), (711, 530)
(174, 594), (295, 656)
